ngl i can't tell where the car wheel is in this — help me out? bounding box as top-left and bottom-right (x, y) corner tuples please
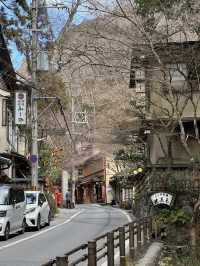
(46, 212), (51, 226)
(3, 224), (10, 241)
(36, 214), (41, 231)
(19, 219), (26, 234)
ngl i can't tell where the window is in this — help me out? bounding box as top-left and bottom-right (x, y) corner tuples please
(135, 81), (145, 92)
(162, 63), (188, 92)
(166, 64), (187, 81)
(129, 69), (136, 88)
(2, 99), (7, 126)
(129, 68), (145, 91)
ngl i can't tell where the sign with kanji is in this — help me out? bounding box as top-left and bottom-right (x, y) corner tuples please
(15, 91), (27, 125)
(151, 192), (173, 206)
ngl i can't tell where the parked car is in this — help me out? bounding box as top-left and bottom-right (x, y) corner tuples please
(0, 185), (26, 240)
(25, 191), (51, 230)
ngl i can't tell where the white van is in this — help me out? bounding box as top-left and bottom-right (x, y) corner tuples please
(0, 185), (26, 240)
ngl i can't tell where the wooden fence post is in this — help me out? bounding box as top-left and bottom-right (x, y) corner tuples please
(147, 217), (152, 242)
(56, 256), (68, 266)
(154, 220), (158, 240)
(107, 231), (114, 266)
(88, 240), (97, 266)
(137, 222), (142, 249)
(129, 223), (135, 259)
(119, 227), (126, 266)
(143, 219), (148, 245)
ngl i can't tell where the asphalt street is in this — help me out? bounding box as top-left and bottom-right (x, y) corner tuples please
(0, 204), (131, 266)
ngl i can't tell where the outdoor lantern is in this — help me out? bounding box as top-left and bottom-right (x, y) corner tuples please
(138, 167), (143, 173)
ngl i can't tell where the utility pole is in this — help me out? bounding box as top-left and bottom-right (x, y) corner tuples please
(71, 95), (76, 207)
(31, 0), (39, 190)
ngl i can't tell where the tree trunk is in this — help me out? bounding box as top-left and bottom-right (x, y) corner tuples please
(191, 223), (197, 257)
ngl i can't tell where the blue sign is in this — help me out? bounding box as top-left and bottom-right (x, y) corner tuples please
(30, 155), (37, 163)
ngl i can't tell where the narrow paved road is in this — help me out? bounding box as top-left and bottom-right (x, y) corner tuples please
(0, 204), (131, 266)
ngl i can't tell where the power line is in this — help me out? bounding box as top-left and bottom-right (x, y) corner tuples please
(57, 98), (76, 150)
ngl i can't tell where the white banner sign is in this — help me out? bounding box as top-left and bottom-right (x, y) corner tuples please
(15, 91), (27, 125)
(151, 192), (173, 206)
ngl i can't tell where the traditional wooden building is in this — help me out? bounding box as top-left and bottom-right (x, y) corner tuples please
(76, 154), (117, 204)
(0, 25), (31, 184)
(130, 39), (200, 217)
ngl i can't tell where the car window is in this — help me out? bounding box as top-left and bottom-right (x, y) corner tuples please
(26, 193), (37, 204)
(20, 190), (25, 202)
(16, 190), (25, 203)
(0, 187), (9, 205)
(9, 188), (15, 204)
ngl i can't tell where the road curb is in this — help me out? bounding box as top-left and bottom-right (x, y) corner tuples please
(136, 242), (163, 266)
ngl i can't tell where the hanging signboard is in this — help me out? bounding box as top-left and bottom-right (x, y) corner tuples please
(15, 91), (27, 125)
(151, 192), (173, 206)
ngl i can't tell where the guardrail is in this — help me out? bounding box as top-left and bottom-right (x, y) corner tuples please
(41, 216), (152, 266)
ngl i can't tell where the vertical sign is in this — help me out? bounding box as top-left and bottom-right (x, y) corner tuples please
(15, 91), (27, 125)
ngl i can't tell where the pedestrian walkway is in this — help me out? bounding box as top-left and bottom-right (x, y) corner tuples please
(136, 242), (163, 266)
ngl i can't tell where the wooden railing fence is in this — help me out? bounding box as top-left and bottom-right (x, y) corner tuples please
(41, 217), (152, 266)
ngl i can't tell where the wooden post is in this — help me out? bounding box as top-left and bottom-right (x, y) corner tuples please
(191, 223), (197, 257)
(129, 223), (135, 259)
(88, 241), (97, 266)
(143, 220), (148, 245)
(107, 231), (114, 266)
(137, 222), (142, 249)
(56, 256), (68, 266)
(154, 220), (158, 240)
(147, 217), (152, 242)
(119, 227), (126, 266)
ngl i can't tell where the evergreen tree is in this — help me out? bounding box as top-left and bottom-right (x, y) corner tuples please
(0, 0), (52, 69)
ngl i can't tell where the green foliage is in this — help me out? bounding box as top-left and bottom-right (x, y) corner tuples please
(39, 143), (61, 185)
(0, 0), (30, 51)
(149, 169), (195, 193)
(135, 0), (185, 13)
(169, 209), (192, 226)
(177, 257), (200, 266)
(155, 208), (192, 227)
(114, 148), (144, 162)
(158, 256), (173, 266)
(159, 252), (200, 266)
(0, 0), (52, 68)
